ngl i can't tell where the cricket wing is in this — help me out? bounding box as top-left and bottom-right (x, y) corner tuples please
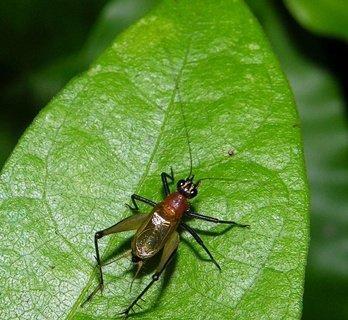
(133, 208), (177, 259)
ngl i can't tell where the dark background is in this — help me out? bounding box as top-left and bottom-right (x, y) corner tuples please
(1, 1), (347, 319)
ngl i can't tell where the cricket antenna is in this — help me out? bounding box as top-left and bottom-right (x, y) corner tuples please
(197, 177), (239, 184)
(197, 177), (215, 181)
(176, 85), (193, 179)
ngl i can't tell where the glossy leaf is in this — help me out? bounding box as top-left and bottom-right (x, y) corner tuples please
(284, 0), (348, 41)
(246, 1), (348, 319)
(0, 0), (309, 319)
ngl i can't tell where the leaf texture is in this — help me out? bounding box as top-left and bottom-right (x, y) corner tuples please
(0, 1), (309, 319)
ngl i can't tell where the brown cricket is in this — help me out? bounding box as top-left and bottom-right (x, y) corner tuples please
(83, 168), (249, 317)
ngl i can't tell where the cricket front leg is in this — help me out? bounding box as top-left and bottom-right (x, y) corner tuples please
(126, 194), (156, 211)
(161, 167), (175, 196)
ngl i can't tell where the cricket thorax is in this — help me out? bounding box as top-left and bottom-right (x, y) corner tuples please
(162, 192), (189, 219)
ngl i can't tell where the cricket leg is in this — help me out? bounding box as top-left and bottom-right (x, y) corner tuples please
(186, 211), (249, 228)
(181, 222), (221, 271)
(82, 214), (150, 306)
(161, 167), (175, 196)
(120, 231), (179, 317)
(126, 194), (156, 211)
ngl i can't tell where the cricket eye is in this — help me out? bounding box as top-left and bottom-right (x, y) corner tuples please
(189, 189), (197, 198)
(177, 180), (186, 189)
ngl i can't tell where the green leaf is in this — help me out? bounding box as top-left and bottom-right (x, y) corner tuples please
(0, 1), (309, 319)
(284, 0), (348, 41)
(246, 1), (348, 319)
(82, 0), (159, 62)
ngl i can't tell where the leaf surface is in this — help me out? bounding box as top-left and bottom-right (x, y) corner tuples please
(247, 1), (348, 319)
(0, 1), (309, 319)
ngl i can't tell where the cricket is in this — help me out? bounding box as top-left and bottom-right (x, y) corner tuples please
(83, 89), (249, 317)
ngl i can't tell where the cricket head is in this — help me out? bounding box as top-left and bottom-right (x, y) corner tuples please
(176, 175), (200, 199)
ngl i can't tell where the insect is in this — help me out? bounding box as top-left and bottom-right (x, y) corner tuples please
(228, 148), (236, 156)
(83, 168), (249, 317)
(83, 90), (249, 317)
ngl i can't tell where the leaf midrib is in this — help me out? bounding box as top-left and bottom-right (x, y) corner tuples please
(65, 42), (191, 319)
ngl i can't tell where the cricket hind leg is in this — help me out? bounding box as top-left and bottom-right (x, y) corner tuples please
(161, 167), (175, 196)
(119, 231), (179, 317)
(81, 214), (150, 306)
(126, 194), (156, 211)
